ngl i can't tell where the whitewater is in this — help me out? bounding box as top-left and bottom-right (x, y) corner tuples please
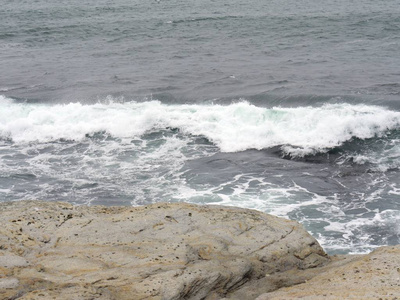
(1, 0), (400, 254)
(2, 96), (400, 157)
(1, 95), (400, 254)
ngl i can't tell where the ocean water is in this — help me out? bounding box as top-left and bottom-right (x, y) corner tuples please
(1, 0), (400, 254)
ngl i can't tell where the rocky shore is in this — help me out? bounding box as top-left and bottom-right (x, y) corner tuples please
(0, 201), (399, 299)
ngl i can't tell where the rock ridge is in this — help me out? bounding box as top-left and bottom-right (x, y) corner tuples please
(0, 200), (328, 299)
(0, 201), (398, 299)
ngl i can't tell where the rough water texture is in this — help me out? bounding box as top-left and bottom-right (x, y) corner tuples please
(1, 0), (400, 255)
(1, 201), (399, 300)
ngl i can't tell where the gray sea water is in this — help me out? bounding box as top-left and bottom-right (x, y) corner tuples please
(1, 0), (400, 254)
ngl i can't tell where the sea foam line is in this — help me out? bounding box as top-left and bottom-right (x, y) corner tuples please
(1, 95), (400, 157)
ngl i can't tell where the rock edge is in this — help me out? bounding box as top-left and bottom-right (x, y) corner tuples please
(0, 201), (398, 299)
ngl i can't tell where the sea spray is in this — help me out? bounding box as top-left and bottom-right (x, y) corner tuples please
(1, 96), (399, 157)
(1, 95), (400, 254)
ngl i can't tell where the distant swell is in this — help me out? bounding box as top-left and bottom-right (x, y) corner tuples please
(1, 95), (400, 158)
(169, 15), (241, 24)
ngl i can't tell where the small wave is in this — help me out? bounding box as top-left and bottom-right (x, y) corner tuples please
(0, 33), (16, 39)
(330, 130), (400, 171)
(169, 15), (241, 24)
(362, 82), (400, 96)
(1, 95), (400, 158)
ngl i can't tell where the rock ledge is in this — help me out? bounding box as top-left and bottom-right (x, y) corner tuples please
(1, 201), (399, 299)
(0, 201), (328, 299)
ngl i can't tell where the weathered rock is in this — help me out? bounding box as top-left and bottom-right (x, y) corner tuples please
(255, 245), (400, 299)
(0, 200), (328, 300)
(0, 252), (30, 268)
(0, 277), (19, 289)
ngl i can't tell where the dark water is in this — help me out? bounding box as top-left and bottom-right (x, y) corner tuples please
(1, 0), (400, 254)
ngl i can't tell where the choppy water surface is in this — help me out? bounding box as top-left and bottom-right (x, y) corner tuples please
(1, 0), (400, 254)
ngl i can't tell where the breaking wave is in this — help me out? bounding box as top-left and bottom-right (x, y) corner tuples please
(1, 95), (400, 158)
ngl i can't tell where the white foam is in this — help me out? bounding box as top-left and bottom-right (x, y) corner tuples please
(1, 95), (400, 158)
(388, 183), (400, 195)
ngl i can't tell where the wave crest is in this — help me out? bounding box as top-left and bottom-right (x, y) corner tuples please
(1, 95), (400, 158)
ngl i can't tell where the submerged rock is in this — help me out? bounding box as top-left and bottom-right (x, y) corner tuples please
(0, 201), (328, 299)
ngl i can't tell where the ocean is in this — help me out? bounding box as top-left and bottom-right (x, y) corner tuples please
(1, 0), (399, 254)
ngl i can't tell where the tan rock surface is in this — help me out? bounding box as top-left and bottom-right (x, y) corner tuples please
(0, 201), (328, 300)
(256, 245), (400, 300)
